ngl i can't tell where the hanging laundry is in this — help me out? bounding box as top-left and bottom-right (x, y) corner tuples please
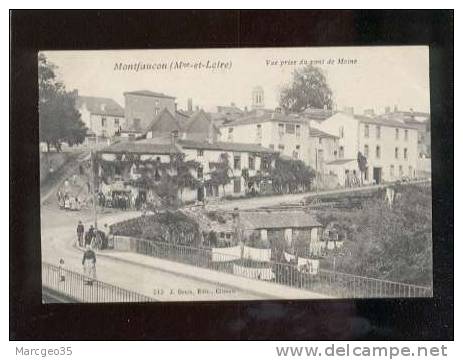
(211, 246), (241, 262)
(243, 246), (272, 262)
(284, 251), (296, 263)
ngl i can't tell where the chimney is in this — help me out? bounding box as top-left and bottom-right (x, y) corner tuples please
(244, 106), (248, 113)
(385, 106), (391, 114)
(394, 105), (398, 112)
(187, 98), (193, 113)
(206, 119), (214, 144)
(174, 102), (178, 112)
(231, 102), (235, 107)
(170, 130), (178, 146)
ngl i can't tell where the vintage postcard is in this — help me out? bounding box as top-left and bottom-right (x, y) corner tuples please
(39, 46), (432, 303)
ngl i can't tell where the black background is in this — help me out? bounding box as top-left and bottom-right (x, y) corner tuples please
(10, 10), (453, 340)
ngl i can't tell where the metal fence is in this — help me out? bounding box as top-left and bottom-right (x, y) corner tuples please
(113, 236), (432, 299)
(42, 262), (155, 303)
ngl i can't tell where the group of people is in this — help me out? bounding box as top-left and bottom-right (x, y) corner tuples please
(97, 191), (132, 210)
(76, 220), (110, 250)
(57, 191), (82, 211)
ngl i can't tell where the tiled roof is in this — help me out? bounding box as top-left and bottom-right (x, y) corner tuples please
(178, 140), (275, 153)
(240, 211), (321, 229)
(354, 114), (421, 130)
(302, 108), (334, 120)
(123, 90), (176, 99)
(325, 158), (357, 165)
(224, 112), (305, 127)
(309, 126), (339, 138)
(76, 96), (124, 117)
(98, 139), (181, 155)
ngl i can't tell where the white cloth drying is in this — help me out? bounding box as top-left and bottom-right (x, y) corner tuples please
(284, 251), (296, 263)
(243, 246), (271, 262)
(211, 246), (241, 262)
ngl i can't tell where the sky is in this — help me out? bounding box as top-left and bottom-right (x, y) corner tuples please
(43, 46), (430, 115)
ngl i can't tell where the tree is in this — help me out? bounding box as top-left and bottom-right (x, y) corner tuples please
(317, 185), (432, 286)
(207, 153), (232, 196)
(357, 151), (368, 185)
(171, 153), (201, 200)
(270, 157), (316, 194)
(279, 65), (334, 112)
(39, 53), (87, 151)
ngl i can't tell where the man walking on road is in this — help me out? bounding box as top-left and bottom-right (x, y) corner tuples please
(76, 220), (84, 247)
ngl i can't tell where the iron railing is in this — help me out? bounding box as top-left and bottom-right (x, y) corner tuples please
(112, 236), (433, 299)
(42, 262), (155, 303)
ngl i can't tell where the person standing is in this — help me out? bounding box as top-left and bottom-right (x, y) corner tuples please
(82, 245), (96, 285)
(85, 225), (95, 247)
(76, 221), (84, 247)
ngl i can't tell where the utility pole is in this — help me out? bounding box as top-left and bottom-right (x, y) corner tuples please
(90, 133), (99, 232)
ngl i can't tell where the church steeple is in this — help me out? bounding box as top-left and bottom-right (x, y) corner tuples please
(251, 86), (264, 110)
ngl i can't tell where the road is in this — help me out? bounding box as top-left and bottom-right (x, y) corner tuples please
(41, 203), (270, 301)
(204, 179), (431, 212)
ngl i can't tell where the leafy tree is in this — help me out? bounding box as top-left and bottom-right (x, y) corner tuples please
(357, 151), (368, 185)
(317, 185), (432, 286)
(171, 153), (201, 200)
(207, 152), (232, 196)
(39, 53), (87, 151)
(270, 157), (316, 193)
(279, 65), (334, 112)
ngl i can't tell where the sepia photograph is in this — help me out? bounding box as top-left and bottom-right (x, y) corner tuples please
(39, 46), (433, 303)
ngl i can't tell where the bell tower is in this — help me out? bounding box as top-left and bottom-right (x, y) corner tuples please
(251, 86), (264, 110)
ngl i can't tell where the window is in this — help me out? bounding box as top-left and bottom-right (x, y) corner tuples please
(278, 124), (284, 136)
(296, 145), (301, 150)
(234, 155), (241, 170)
(395, 128), (399, 140)
(339, 146), (344, 158)
(101, 117), (107, 127)
(399, 165), (403, 177)
(409, 166), (413, 177)
(292, 151), (299, 159)
(228, 127), (234, 133)
(197, 166), (203, 179)
(114, 118), (120, 126)
(256, 124), (262, 140)
(248, 155), (255, 170)
(285, 124), (295, 134)
(133, 118), (141, 129)
(227, 127), (234, 141)
(364, 144), (369, 157)
(376, 125), (381, 139)
(296, 125), (301, 137)
(404, 148), (408, 160)
(376, 145), (381, 159)
(278, 144), (285, 151)
(318, 138), (322, 145)
(154, 108), (160, 115)
(395, 147), (399, 159)
(269, 144), (275, 150)
(364, 124), (369, 138)
(197, 149), (204, 157)
(404, 129), (409, 141)
(390, 165), (395, 178)
(339, 126), (344, 138)
(154, 99), (160, 107)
